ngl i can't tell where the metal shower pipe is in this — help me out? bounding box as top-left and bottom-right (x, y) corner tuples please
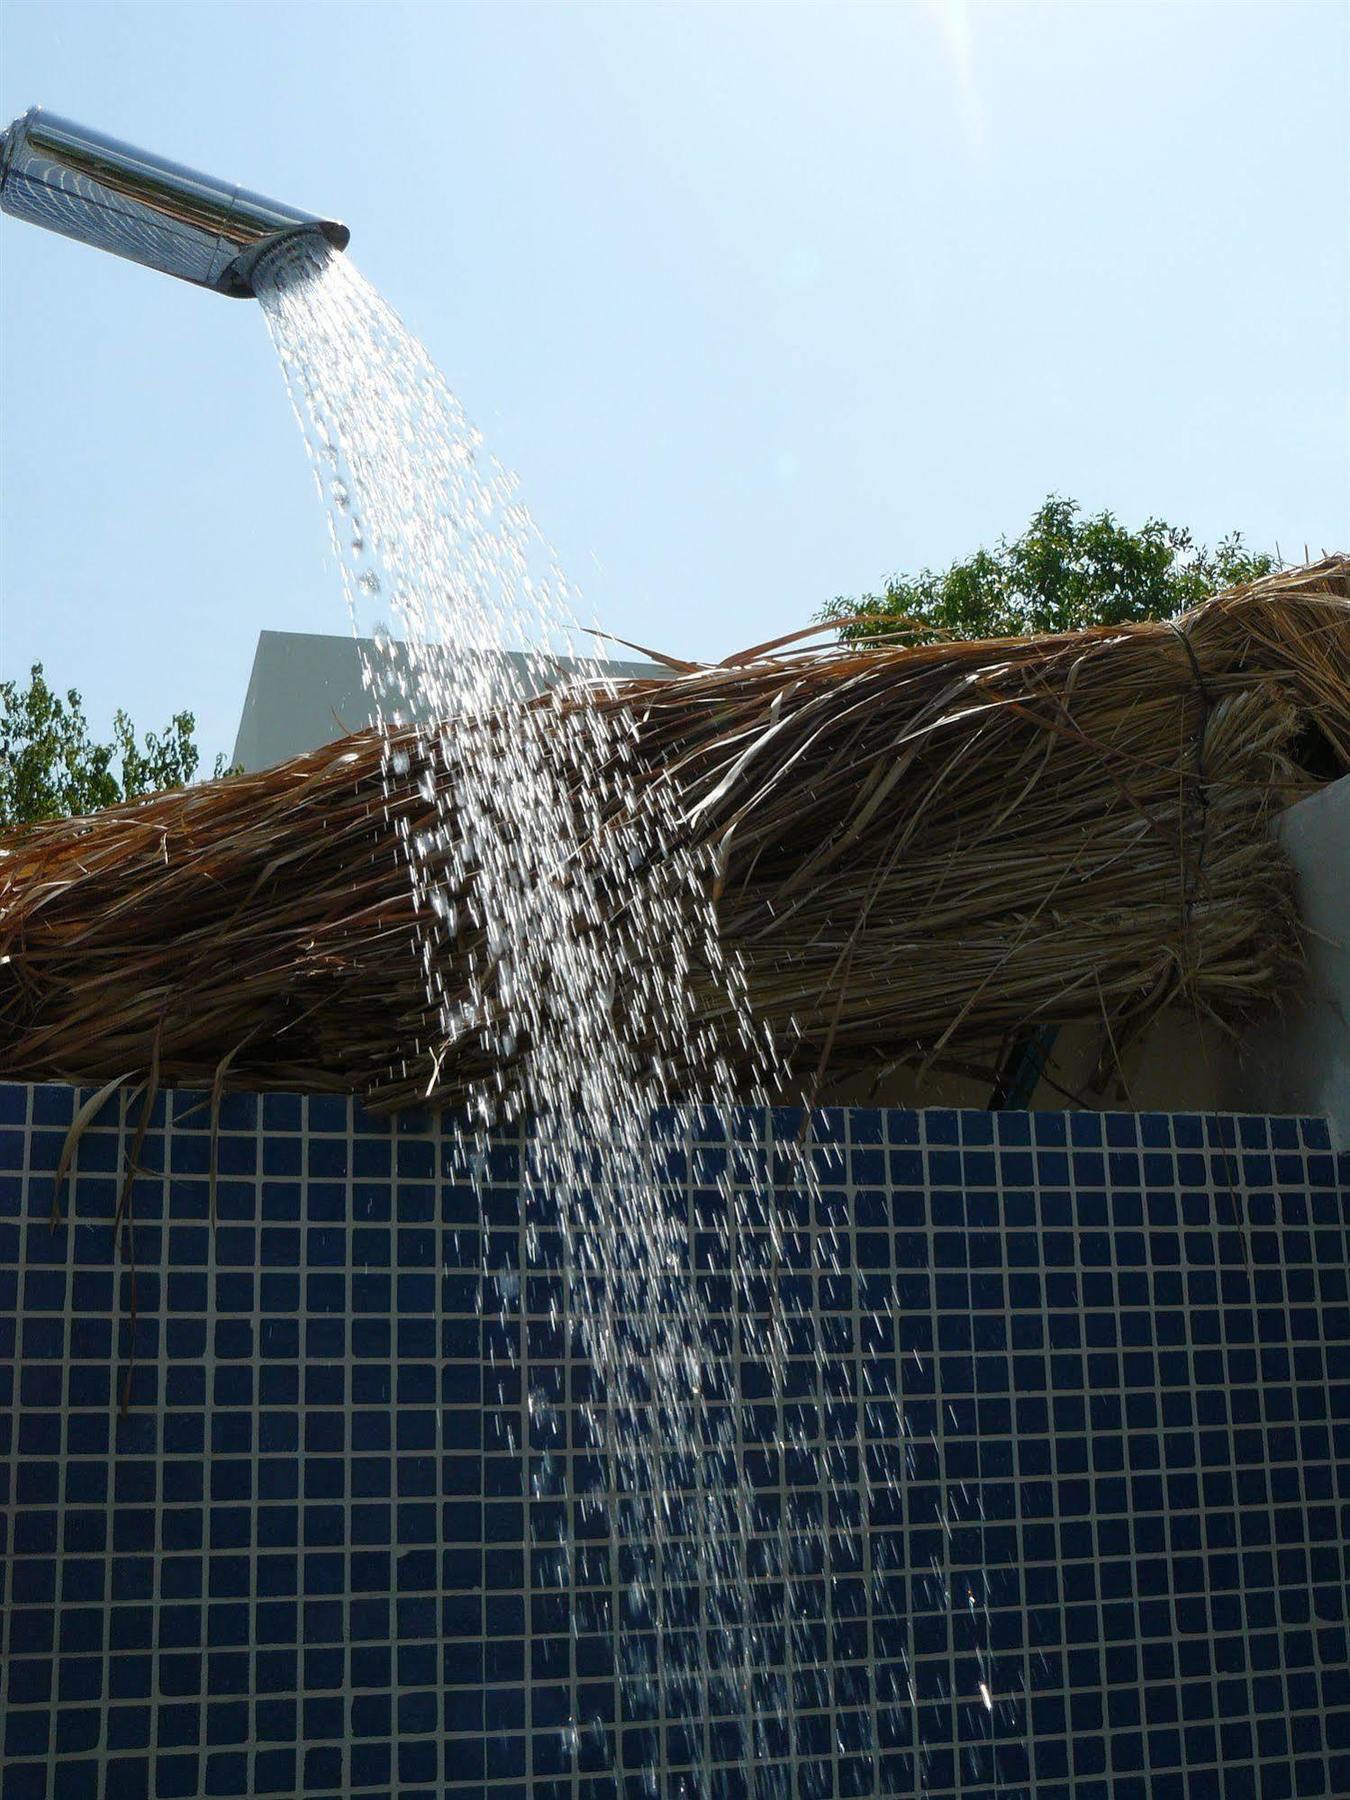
(0, 106), (348, 297)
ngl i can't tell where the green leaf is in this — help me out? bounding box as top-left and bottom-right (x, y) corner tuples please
(819, 496), (1278, 647)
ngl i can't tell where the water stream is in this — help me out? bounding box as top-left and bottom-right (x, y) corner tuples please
(255, 238), (1001, 1795)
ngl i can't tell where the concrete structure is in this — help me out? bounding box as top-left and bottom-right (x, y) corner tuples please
(231, 629), (665, 772)
(1218, 772), (1350, 1141)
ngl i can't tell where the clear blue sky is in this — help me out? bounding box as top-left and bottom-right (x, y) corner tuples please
(2, 1), (1347, 765)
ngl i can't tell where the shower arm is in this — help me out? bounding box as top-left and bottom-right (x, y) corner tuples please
(0, 107), (348, 298)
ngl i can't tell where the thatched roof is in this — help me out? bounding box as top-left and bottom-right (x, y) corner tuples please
(2, 557), (1346, 1111)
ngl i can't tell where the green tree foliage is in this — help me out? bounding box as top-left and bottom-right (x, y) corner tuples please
(820, 495), (1277, 645)
(0, 664), (224, 830)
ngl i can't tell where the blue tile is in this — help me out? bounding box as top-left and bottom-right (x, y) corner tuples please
(259, 1093), (301, 1133)
(304, 1094), (347, 1135)
(262, 1136), (302, 1177)
(0, 1085), (1345, 1799)
(925, 1109), (959, 1145)
(0, 1085), (31, 1126)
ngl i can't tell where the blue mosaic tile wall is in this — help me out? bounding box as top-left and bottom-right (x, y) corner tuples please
(0, 1082), (1347, 1800)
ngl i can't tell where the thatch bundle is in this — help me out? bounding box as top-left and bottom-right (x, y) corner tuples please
(2, 558), (1346, 1110)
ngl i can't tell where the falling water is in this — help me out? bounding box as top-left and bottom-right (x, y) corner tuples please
(255, 237), (1007, 1794)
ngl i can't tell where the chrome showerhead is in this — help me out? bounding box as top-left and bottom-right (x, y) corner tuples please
(0, 107), (349, 298)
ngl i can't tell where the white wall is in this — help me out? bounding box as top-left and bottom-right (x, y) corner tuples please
(232, 630), (665, 771)
(1217, 773), (1350, 1144)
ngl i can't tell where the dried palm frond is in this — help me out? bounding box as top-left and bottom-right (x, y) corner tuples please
(2, 557), (1346, 1110)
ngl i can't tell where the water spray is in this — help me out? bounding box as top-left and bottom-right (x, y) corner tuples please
(0, 106), (348, 297)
